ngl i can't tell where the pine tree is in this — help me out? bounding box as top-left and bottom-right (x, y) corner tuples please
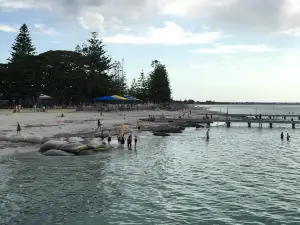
(79, 32), (112, 97)
(128, 78), (138, 97)
(136, 70), (149, 101)
(111, 59), (127, 95)
(148, 60), (172, 103)
(9, 24), (36, 62)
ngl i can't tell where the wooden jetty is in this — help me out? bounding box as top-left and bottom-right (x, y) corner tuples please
(141, 114), (300, 129)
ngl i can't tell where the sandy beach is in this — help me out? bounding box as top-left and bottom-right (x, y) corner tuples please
(0, 108), (209, 156)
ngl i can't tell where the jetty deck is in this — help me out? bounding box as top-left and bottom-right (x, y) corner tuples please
(141, 113), (300, 128)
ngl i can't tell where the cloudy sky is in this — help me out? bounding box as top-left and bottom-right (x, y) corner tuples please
(1, 0), (300, 102)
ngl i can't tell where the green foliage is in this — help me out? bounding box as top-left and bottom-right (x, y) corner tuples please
(128, 78), (138, 97)
(110, 59), (128, 95)
(148, 60), (172, 103)
(8, 24), (36, 62)
(0, 25), (173, 106)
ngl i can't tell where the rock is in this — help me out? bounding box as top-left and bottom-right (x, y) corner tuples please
(10, 135), (26, 143)
(25, 135), (43, 144)
(0, 134), (11, 141)
(86, 138), (106, 150)
(40, 140), (68, 153)
(68, 137), (84, 143)
(41, 137), (52, 145)
(153, 132), (170, 137)
(60, 142), (89, 154)
(43, 149), (75, 156)
(152, 125), (183, 133)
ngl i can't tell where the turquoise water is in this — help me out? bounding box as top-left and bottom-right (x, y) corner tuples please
(1, 105), (300, 224)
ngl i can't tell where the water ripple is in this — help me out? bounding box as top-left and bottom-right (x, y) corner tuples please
(1, 127), (300, 224)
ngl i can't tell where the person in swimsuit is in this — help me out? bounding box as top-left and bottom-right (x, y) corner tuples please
(281, 132), (284, 139)
(127, 134), (132, 150)
(121, 135), (125, 148)
(17, 122), (21, 135)
(107, 130), (112, 145)
(97, 119), (101, 131)
(287, 133), (290, 141)
(134, 135), (138, 149)
(206, 128), (210, 141)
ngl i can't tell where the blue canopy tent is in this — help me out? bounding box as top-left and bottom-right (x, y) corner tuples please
(123, 95), (141, 101)
(94, 96), (118, 101)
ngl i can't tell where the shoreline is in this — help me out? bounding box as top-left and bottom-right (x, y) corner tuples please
(0, 108), (213, 156)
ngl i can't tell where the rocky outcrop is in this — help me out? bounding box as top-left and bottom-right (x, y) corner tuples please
(153, 132), (170, 137)
(43, 149), (75, 156)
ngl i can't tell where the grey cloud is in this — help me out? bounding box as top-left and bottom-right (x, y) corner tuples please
(1, 0), (300, 33)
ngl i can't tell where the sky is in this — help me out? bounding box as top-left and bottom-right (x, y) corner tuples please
(1, 0), (300, 102)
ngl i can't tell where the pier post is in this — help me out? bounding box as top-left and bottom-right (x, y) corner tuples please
(269, 123), (273, 128)
(248, 122), (251, 128)
(226, 122), (231, 128)
(292, 123), (295, 129)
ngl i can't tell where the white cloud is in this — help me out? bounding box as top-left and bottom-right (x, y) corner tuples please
(0, 24), (17, 32)
(103, 21), (222, 45)
(279, 28), (300, 36)
(34, 23), (61, 36)
(192, 44), (278, 54)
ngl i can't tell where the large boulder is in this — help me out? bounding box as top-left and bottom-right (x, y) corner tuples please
(0, 134), (11, 141)
(41, 137), (52, 145)
(60, 142), (89, 154)
(43, 149), (75, 156)
(25, 135), (43, 144)
(40, 140), (68, 153)
(152, 125), (183, 133)
(153, 132), (170, 137)
(68, 137), (84, 143)
(86, 138), (106, 150)
(10, 135), (26, 143)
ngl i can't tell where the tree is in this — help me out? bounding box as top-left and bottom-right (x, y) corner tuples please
(136, 70), (149, 101)
(110, 59), (127, 95)
(148, 60), (171, 103)
(79, 32), (112, 98)
(128, 78), (138, 97)
(8, 24), (36, 62)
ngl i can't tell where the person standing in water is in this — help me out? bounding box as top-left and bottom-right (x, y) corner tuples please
(17, 123), (21, 135)
(121, 135), (125, 148)
(287, 133), (290, 141)
(97, 119), (101, 131)
(107, 130), (112, 145)
(127, 134), (132, 150)
(134, 135), (138, 150)
(281, 132), (284, 139)
(206, 128), (210, 140)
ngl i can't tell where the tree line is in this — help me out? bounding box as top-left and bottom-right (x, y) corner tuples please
(0, 24), (172, 106)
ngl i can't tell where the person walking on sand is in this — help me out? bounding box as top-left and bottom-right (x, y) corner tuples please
(17, 122), (21, 135)
(206, 128), (210, 141)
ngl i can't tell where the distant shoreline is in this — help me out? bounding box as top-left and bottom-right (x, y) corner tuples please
(196, 102), (300, 105)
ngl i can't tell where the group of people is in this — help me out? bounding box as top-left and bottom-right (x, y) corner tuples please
(118, 134), (138, 150)
(281, 132), (290, 141)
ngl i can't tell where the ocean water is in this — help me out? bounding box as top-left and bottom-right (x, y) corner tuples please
(1, 105), (300, 225)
